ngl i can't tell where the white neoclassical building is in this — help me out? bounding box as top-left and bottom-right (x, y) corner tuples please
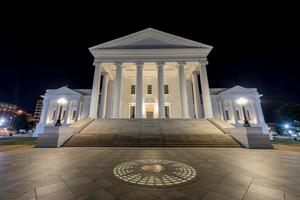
(34, 28), (268, 136)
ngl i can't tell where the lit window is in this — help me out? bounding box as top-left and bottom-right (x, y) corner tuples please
(164, 85), (169, 94)
(225, 110), (230, 120)
(52, 111), (56, 120)
(165, 106), (170, 118)
(131, 85), (135, 95)
(147, 85), (152, 94)
(72, 110), (76, 119)
(130, 106), (135, 118)
(236, 110), (241, 120)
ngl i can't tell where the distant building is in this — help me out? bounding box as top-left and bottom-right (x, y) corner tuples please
(0, 101), (32, 127)
(33, 97), (43, 123)
(0, 102), (18, 120)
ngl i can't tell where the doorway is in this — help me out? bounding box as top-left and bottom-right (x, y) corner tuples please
(146, 106), (154, 119)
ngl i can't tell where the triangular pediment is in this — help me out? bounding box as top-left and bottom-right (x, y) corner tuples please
(46, 87), (82, 96)
(89, 28), (212, 50)
(219, 86), (258, 95)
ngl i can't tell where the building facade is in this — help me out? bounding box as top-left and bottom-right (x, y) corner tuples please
(34, 28), (268, 135)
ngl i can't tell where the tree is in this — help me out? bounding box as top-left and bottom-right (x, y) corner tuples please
(276, 103), (300, 123)
(11, 114), (30, 132)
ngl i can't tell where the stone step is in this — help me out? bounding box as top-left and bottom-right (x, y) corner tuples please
(64, 119), (241, 148)
(65, 143), (240, 147)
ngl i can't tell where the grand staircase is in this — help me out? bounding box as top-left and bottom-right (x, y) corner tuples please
(64, 119), (241, 147)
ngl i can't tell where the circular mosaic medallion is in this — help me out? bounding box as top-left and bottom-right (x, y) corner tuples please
(113, 159), (197, 187)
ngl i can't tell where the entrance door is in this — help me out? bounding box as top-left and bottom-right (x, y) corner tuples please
(146, 106), (154, 119)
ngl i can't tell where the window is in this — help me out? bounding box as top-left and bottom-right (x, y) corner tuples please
(52, 111), (56, 120)
(236, 110), (241, 120)
(165, 106), (170, 118)
(131, 85), (135, 95)
(225, 110), (230, 120)
(147, 85), (152, 94)
(164, 85), (169, 94)
(72, 110), (76, 120)
(247, 110), (251, 120)
(130, 106), (135, 119)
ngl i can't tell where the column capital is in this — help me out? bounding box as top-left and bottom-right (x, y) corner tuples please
(156, 61), (165, 67)
(135, 62), (144, 69)
(114, 62), (123, 67)
(198, 60), (208, 66)
(93, 61), (102, 67)
(102, 71), (108, 76)
(176, 61), (187, 66)
(192, 71), (200, 75)
(135, 61), (144, 66)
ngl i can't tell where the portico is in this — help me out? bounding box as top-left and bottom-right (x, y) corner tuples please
(89, 61), (213, 119)
(88, 28), (214, 119)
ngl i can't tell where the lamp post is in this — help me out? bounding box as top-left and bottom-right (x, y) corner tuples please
(236, 97), (251, 127)
(55, 98), (68, 126)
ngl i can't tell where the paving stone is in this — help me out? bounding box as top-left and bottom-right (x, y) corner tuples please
(201, 191), (237, 200)
(35, 182), (69, 197)
(95, 178), (115, 189)
(78, 188), (116, 200)
(65, 176), (92, 188)
(119, 190), (156, 200)
(244, 184), (284, 200)
(160, 190), (198, 200)
(14, 190), (36, 200)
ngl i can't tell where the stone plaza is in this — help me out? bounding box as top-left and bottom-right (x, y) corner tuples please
(1, 147), (300, 200)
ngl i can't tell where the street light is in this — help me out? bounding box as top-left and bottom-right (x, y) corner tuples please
(236, 97), (251, 127)
(0, 118), (5, 126)
(55, 98), (68, 126)
(284, 124), (290, 129)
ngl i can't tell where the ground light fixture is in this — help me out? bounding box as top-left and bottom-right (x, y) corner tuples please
(236, 97), (251, 127)
(55, 97), (68, 126)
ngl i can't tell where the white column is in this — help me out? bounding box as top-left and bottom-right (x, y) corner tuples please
(112, 62), (123, 118)
(40, 98), (50, 124)
(76, 101), (81, 121)
(231, 99), (239, 125)
(99, 72), (109, 118)
(63, 102), (70, 125)
(157, 62), (165, 118)
(78, 102), (83, 120)
(178, 62), (190, 118)
(89, 62), (102, 118)
(254, 98), (265, 124)
(199, 61), (214, 118)
(135, 62), (143, 118)
(192, 71), (203, 118)
(220, 98), (226, 120)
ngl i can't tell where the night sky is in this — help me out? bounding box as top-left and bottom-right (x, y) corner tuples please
(0, 3), (299, 122)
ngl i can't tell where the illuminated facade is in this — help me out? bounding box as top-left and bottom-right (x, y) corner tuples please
(34, 28), (268, 135)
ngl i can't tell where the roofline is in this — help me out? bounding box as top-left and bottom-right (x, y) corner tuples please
(217, 85), (259, 95)
(89, 27), (213, 51)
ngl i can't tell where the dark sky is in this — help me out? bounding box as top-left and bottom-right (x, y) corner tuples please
(0, 2), (299, 122)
